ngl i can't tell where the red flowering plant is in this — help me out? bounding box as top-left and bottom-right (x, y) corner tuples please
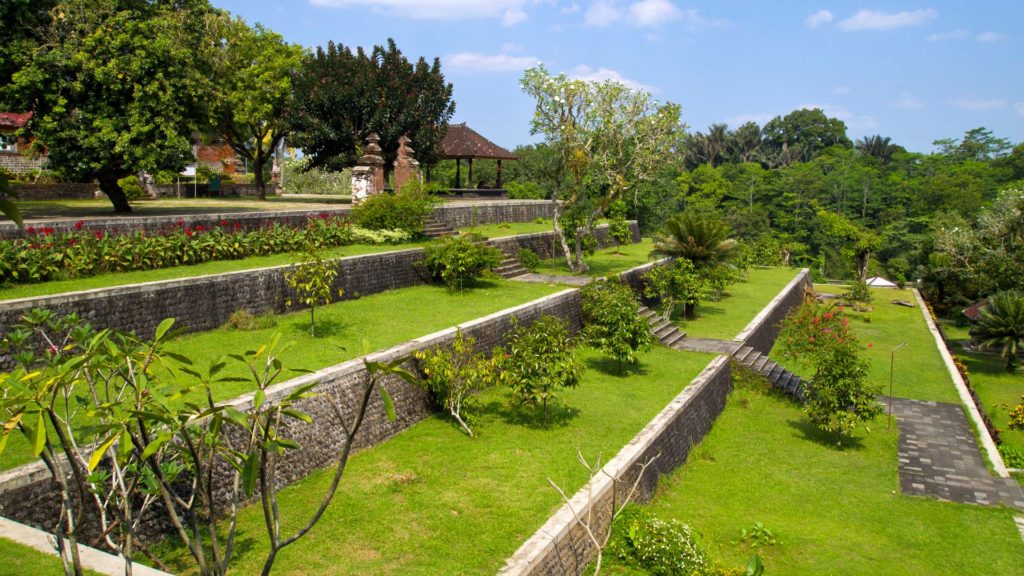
(777, 302), (882, 443)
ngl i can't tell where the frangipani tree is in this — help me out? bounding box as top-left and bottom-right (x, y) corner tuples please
(520, 65), (682, 273)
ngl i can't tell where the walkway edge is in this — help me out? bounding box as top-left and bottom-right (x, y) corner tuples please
(0, 516), (173, 576)
(912, 288), (1009, 478)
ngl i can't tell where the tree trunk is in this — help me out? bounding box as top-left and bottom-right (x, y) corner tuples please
(551, 201), (576, 273)
(254, 147), (267, 201)
(97, 172), (132, 213)
(684, 302), (697, 320)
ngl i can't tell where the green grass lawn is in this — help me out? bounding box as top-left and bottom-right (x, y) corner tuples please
(619, 372), (1024, 576)
(458, 218), (553, 238)
(156, 346), (714, 575)
(770, 285), (961, 404)
(0, 280), (564, 471)
(680, 267), (800, 340)
(533, 238), (655, 277)
(941, 322), (1024, 456)
(0, 537), (105, 576)
(0, 240), (428, 301)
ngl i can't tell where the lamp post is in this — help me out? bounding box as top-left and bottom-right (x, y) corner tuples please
(888, 342), (906, 430)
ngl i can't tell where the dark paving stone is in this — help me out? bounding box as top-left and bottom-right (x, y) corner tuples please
(511, 273), (592, 286)
(670, 337), (741, 355)
(889, 397), (1024, 510)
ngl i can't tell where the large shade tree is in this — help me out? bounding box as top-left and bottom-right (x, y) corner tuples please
(208, 17), (302, 200)
(10, 0), (214, 213)
(289, 38), (455, 174)
(520, 64), (681, 273)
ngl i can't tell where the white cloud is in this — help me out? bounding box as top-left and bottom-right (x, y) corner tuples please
(584, 1), (620, 27)
(928, 29), (969, 41)
(949, 98), (1008, 111)
(889, 93), (924, 110)
(310, 0), (528, 21)
(799, 103), (877, 130)
(446, 52), (540, 73)
(837, 9), (937, 31)
(629, 0), (679, 27)
(976, 31), (1006, 43)
(805, 9), (833, 28)
(833, 85), (850, 95)
(570, 65), (652, 91)
(560, 2), (580, 14)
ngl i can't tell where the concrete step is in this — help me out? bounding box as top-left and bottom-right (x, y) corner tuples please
(777, 371), (793, 391)
(654, 324), (678, 339)
(785, 374), (800, 395)
(663, 331), (688, 347)
(768, 365), (784, 384)
(759, 360), (777, 377)
(751, 355), (770, 373)
(733, 346), (756, 364)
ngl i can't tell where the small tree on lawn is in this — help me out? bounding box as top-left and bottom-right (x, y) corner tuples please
(423, 233), (503, 291)
(642, 259), (707, 321)
(971, 291), (1024, 372)
(607, 200), (632, 254)
(500, 315), (584, 426)
(581, 279), (653, 373)
(777, 302), (882, 443)
(285, 243), (340, 336)
(414, 329), (500, 437)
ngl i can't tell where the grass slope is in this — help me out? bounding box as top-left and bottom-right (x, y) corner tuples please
(681, 267), (799, 340)
(458, 219), (553, 238)
(534, 239), (655, 277)
(634, 374), (1024, 576)
(0, 537), (104, 576)
(0, 281), (563, 471)
(158, 346), (714, 575)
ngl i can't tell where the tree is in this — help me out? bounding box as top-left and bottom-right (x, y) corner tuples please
(289, 38), (455, 173)
(284, 243), (340, 336)
(208, 18), (303, 200)
(650, 213), (737, 266)
(10, 0), (214, 213)
(971, 291), (1024, 372)
(855, 134), (902, 165)
(0, 0), (56, 108)
(607, 200), (633, 253)
(414, 329), (499, 436)
(642, 258), (707, 320)
(580, 279), (653, 373)
(814, 210), (880, 281)
(499, 315), (583, 426)
(762, 108), (852, 165)
(520, 64), (681, 273)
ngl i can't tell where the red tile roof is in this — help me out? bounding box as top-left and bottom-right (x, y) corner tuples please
(440, 123), (518, 161)
(0, 112), (31, 130)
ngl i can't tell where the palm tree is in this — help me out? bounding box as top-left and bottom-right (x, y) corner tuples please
(971, 291), (1024, 372)
(651, 213), (737, 266)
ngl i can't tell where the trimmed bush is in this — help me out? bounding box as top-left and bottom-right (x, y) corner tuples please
(422, 233), (502, 291)
(351, 183), (439, 237)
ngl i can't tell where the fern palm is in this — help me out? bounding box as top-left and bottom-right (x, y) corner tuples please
(650, 214), (737, 266)
(971, 291), (1024, 372)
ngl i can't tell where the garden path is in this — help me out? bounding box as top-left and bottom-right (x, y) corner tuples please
(887, 397), (1024, 510)
(511, 273), (592, 286)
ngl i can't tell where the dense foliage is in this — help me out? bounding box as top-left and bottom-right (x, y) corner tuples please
(969, 291), (1024, 372)
(284, 243), (341, 336)
(351, 185), (439, 237)
(581, 279), (653, 372)
(414, 329), (499, 437)
(0, 215), (408, 285)
(608, 505), (710, 576)
(499, 315), (583, 426)
(422, 233), (502, 291)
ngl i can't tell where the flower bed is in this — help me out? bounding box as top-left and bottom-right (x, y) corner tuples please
(0, 215), (408, 285)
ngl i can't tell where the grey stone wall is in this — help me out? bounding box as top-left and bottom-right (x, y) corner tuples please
(433, 200), (553, 229)
(10, 183), (96, 201)
(498, 357), (732, 576)
(733, 268), (811, 352)
(0, 154), (46, 175)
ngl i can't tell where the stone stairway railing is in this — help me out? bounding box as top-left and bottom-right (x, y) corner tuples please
(731, 345), (808, 401)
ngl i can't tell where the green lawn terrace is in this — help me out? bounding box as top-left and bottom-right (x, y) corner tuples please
(154, 346), (715, 575)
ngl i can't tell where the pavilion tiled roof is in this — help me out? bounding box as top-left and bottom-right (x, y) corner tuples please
(440, 123), (518, 161)
(0, 112), (31, 130)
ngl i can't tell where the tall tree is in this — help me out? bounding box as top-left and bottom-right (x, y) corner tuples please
(0, 0), (57, 108)
(855, 134), (902, 164)
(762, 108), (852, 165)
(289, 38), (455, 174)
(208, 18), (303, 200)
(10, 0), (213, 213)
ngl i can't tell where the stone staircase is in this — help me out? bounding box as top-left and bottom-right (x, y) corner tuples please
(492, 249), (529, 279)
(731, 346), (807, 401)
(422, 215), (455, 239)
(638, 305), (688, 348)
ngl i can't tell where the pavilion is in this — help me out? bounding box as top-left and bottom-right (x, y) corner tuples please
(439, 123), (518, 192)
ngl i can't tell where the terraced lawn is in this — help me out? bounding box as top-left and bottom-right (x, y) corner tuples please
(0, 280), (564, 471)
(681, 267), (801, 340)
(0, 537), (104, 576)
(624, 372), (1024, 576)
(533, 239), (656, 277)
(157, 346), (715, 575)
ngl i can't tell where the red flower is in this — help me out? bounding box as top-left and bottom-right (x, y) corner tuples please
(220, 219), (229, 227)
(93, 230), (105, 240)
(74, 220), (84, 231)
(68, 239), (76, 246)
(823, 312), (832, 320)
(319, 213), (328, 219)
(233, 223), (241, 231)
(867, 343), (873, 349)
(808, 336), (815, 343)
(185, 228), (193, 237)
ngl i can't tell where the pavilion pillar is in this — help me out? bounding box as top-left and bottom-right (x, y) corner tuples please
(455, 159), (461, 188)
(468, 158), (474, 189)
(497, 160), (503, 189)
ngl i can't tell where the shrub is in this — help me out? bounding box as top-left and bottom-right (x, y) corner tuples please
(352, 181), (439, 237)
(843, 280), (873, 310)
(999, 444), (1024, 468)
(285, 244), (341, 336)
(224, 309), (276, 331)
(518, 248), (540, 272)
(505, 180), (547, 200)
(414, 329), (499, 436)
(581, 279), (653, 373)
(608, 505), (710, 576)
(704, 262), (744, 301)
(117, 175), (144, 201)
(423, 233), (502, 290)
(1008, 396), (1024, 431)
(607, 200), (633, 253)
(499, 315), (583, 426)
(643, 259), (707, 321)
(281, 157), (351, 195)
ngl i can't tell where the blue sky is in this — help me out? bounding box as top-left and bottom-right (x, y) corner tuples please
(212, 1), (1023, 153)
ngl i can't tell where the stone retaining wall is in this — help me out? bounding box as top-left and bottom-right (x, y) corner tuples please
(10, 183), (96, 201)
(733, 268), (811, 353)
(498, 357), (732, 576)
(0, 200), (555, 240)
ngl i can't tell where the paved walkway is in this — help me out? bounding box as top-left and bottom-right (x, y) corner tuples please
(669, 336), (741, 355)
(511, 273), (593, 286)
(888, 397), (1024, 510)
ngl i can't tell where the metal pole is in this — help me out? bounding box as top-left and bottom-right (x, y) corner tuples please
(888, 342), (906, 430)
